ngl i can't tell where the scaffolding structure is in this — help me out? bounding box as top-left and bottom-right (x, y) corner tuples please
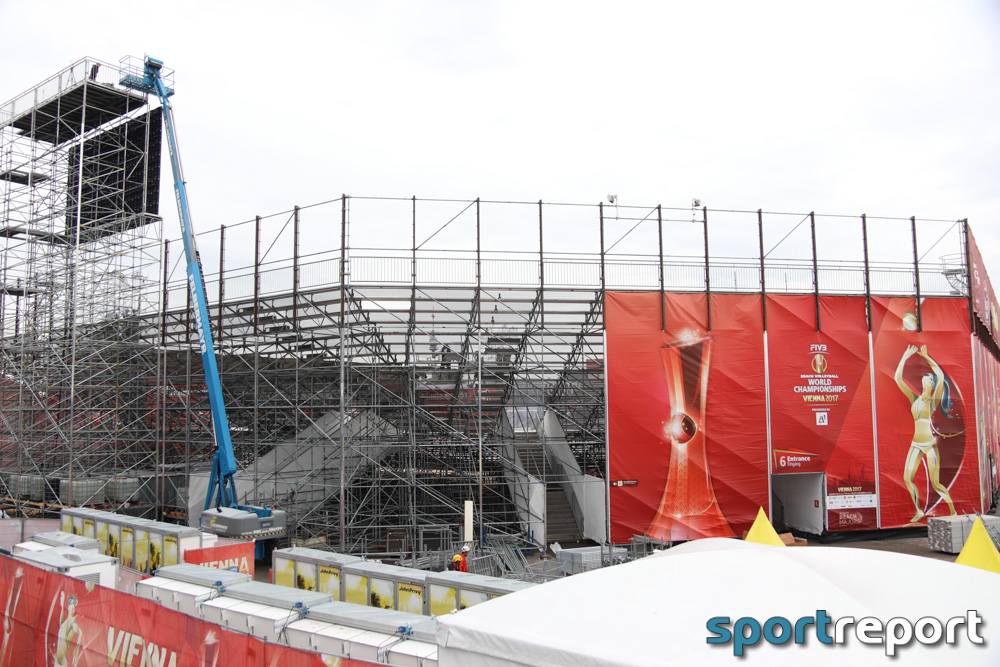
(153, 196), (970, 556)
(0, 59), (978, 559)
(0, 58), (163, 509)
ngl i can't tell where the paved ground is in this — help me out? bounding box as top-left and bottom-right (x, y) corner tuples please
(805, 507), (1000, 563)
(805, 529), (957, 562)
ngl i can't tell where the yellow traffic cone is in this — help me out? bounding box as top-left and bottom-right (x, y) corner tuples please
(743, 507), (785, 546)
(955, 518), (1000, 574)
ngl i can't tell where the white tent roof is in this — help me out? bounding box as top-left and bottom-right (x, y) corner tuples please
(436, 538), (1000, 666)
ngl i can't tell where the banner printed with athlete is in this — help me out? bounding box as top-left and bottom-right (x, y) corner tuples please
(870, 297), (981, 528)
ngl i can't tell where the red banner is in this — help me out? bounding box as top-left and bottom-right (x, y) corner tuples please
(968, 227), (1000, 346)
(871, 297), (981, 528)
(606, 292), (768, 543)
(973, 338), (1000, 510)
(766, 295), (878, 530)
(0, 554), (375, 666)
(183, 542), (255, 576)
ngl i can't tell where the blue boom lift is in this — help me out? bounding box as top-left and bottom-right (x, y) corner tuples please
(121, 57), (285, 557)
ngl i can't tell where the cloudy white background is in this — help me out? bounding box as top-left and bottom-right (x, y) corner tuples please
(2, 1), (998, 278)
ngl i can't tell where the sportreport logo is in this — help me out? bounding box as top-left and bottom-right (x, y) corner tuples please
(706, 609), (985, 657)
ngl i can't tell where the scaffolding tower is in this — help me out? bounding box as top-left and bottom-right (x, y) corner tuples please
(0, 57), (163, 511)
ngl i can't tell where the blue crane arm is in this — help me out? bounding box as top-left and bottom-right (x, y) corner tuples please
(123, 58), (239, 511)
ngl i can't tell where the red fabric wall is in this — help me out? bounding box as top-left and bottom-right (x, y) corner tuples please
(871, 297), (981, 528)
(0, 555), (374, 667)
(607, 291), (987, 540)
(607, 292), (769, 543)
(766, 295), (878, 530)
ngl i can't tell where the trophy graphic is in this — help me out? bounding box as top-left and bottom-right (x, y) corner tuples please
(646, 337), (735, 541)
(199, 630), (219, 667)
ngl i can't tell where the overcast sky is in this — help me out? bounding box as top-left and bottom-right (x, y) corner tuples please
(2, 1), (999, 281)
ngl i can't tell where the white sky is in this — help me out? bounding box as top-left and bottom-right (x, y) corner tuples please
(2, 1), (999, 281)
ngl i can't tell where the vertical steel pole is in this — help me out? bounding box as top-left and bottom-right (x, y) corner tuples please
(476, 198), (482, 330)
(254, 215), (261, 336)
(66, 72), (91, 508)
(963, 219), (975, 332)
(161, 241), (170, 347)
(253, 217), (261, 505)
(339, 195), (348, 551)
(478, 328), (484, 547)
(703, 207), (711, 331)
(599, 203), (606, 295)
(911, 216), (922, 331)
(862, 215), (872, 331)
(476, 198), (483, 544)
(217, 226), (225, 344)
(758, 209), (767, 329)
(811, 212), (820, 331)
(293, 207), (300, 330)
(407, 197), (416, 366)
(658, 205), (665, 332)
(539, 200), (545, 330)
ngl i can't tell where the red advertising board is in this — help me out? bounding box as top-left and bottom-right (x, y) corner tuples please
(871, 297), (981, 528)
(183, 541), (255, 576)
(968, 227), (1000, 346)
(606, 292), (769, 543)
(973, 338), (1000, 510)
(766, 295), (878, 530)
(0, 554), (375, 666)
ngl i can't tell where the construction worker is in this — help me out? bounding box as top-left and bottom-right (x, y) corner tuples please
(456, 544), (470, 572)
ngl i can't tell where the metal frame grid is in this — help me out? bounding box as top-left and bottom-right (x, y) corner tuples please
(0, 58), (163, 511)
(153, 196), (970, 555)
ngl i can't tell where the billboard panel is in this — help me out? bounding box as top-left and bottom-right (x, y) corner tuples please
(607, 292), (768, 543)
(871, 297), (980, 528)
(183, 541), (255, 576)
(968, 227), (1000, 346)
(0, 554), (375, 666)
(766, 295), (878, 530)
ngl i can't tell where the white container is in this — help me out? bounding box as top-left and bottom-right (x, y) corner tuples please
(343, 630), (398, 663)
(272, 547), (362, 600)
(386, 639), (439, 667)
(304, 601), (436, 643)
(246, 605), (300, 644)
(14, 546), (118, 588)
(199, 597), (248, 627)
(156, 523), (203, 568)
(425, 571), (535, 616)
(29, 531), (100, 553)
(135, 577), (194, 605)
(28, 475), (52, 502)
(12, 541), (52, 554)
(170, 582), (216, 616)
(219, 600), (276, 634)
(9, 474), (28, 499)
(310, 622), (371, 656)
(58, 478), (105, 505)
(59, 507), (106, 540)
(106, 477), (141, 502)
(222, 581), (333, 611)
(153, 563), (251, 588)
(283, 618), (338, 652)
(341, 561), (431, 614)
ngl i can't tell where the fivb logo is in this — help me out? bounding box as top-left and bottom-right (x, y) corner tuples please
(707, 610), (985, 657)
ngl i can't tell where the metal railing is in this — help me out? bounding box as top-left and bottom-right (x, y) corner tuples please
(179, 254), (966, 310)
